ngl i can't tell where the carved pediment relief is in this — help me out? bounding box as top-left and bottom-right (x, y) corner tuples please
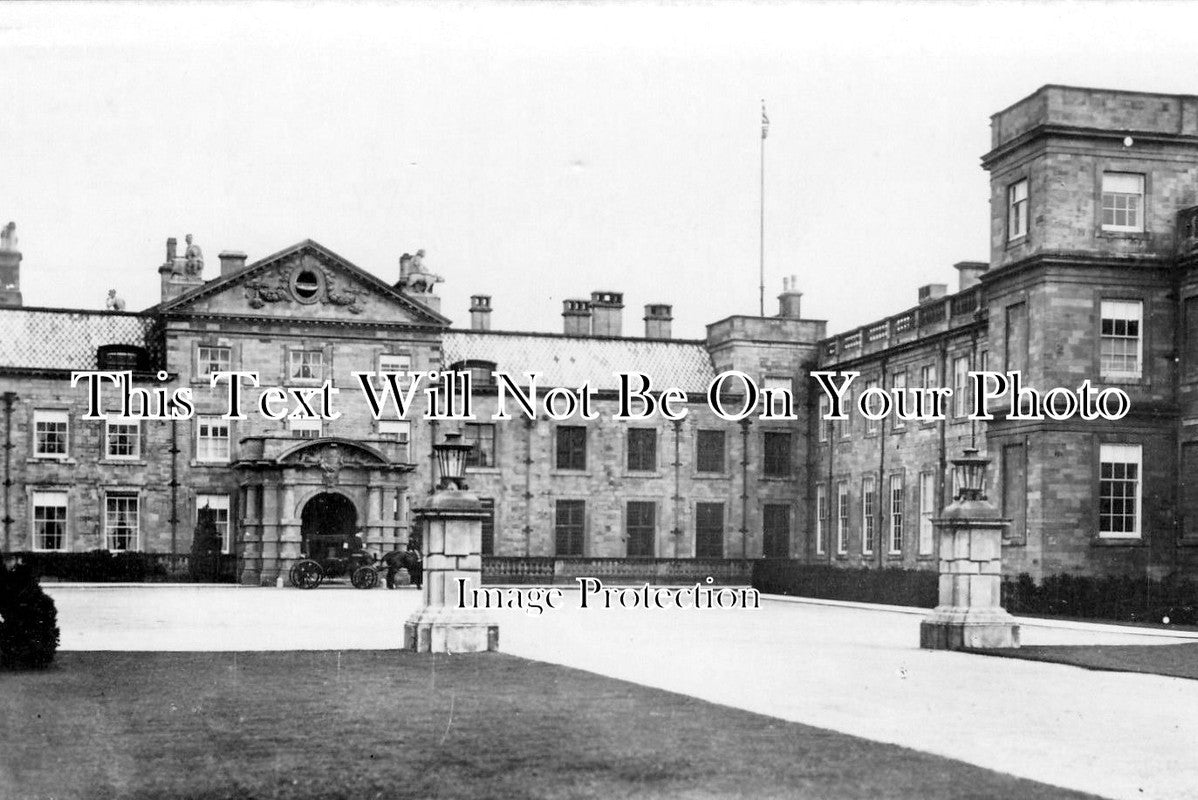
(244, 252), (366, 314)
(280, 440), (391, 482)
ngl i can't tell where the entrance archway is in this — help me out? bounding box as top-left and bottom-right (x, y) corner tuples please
(301, 492), (359, 561)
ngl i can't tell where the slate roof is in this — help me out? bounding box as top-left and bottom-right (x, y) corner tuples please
(441, 330), (716, 393)
(0, 307), (154, 371)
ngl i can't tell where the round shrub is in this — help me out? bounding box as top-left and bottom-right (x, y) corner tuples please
(0, 560), (60, 670)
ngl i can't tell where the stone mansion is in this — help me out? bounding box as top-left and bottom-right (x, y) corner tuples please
(4, 84), (1198, 583)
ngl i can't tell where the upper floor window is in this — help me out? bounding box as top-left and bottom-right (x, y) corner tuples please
(1008, 178), (1029, 240)
(378, 420), (411, 461)
(627, 428), (657, 472)
(556, 426), (587, 471)
(1100, 300), (1143, 380)
(197, 346), (232, 379)
(379, 353), (411, 373)
(890, 371), (908, 430)
(818, 396), (830, 442)
(290, 350), (323, 381)
(1099, 444), (1141, 539)
(451, 359), (497, 387)
(864, 379), (880, 434)
(762, 432), (792, 477)
(696, 429), (726, 473)
(105, 418), (140, 460)
(1101, 172), (1144, 232)
(288, 418), (323, 439)
(196, 416), (231, 463)
(952, 356), (971, 418)
(464, 422), (495, 468)
(33, 410), (69, 459)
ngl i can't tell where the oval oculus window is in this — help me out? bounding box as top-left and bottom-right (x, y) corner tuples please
(292, 269), (321, 302)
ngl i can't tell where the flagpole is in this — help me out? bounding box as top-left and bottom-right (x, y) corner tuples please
(759, 100), (767, 317)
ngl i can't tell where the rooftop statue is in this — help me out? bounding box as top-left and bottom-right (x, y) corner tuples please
(0, 221), (16, 251)
(105, 289), (126, 311)
(183, 233), (204, 277)
(397, 248), (443, 294)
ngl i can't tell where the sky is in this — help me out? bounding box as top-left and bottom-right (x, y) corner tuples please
(4, 1), (1198, 340)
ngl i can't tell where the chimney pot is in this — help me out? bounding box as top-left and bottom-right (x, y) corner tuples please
(643, 303), (673, 339)
(918, 283), (948, 304)
(777, 279), (802, 319)
(590, 290), (624, 337)
(562, 299), (593, 336)
(219, 250), (248, 276)
(954, 261), (988, 292)
(166, 237), (178, 263)
(470, 295), (493, 331)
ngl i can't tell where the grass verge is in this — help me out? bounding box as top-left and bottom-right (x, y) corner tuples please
(0, 650), (1100, 800)
(978, 642), (1198, 681)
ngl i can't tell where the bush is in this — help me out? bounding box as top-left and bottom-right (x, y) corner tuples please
(0, 559), (60, 670)
(751, 560), (938, 608)
(190, 508), (221, 582)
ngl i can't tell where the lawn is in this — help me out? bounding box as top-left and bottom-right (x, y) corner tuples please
(0, 651), (1100, 800)
(979, 642), (1198, 681)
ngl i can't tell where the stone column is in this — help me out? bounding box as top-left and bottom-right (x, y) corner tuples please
(404, 486), (499, 653)
(920, 451), (1020, 650)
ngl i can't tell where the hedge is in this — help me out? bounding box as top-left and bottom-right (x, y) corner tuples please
(5, 551), (236, 583)
(751, 560), (938, 608)
(1002, 572), (1198, 625)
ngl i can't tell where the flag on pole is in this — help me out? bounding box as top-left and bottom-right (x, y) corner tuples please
(761, 101), (769, 140)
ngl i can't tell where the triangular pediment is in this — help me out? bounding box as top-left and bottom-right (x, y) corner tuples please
(158, 240), (450, 326)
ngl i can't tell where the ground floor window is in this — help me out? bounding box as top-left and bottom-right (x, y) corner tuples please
(918, 472), (935, 555)
(836, 482), (849, 555)
(480, 498), (495, 555)
(695, 502), (724, 558)
(862, 476), (876, 554)
(626, 501), (656, 557)
(555, 500), (585, 556)
(762, 504), (789, 558)
(32, 490), (68, 551)
(815, 484), (828, 554)
(1100, 444), (1141, 538)
(196, 494), (232, 554)
(105, 492), (139, 551)
(889, 475), (904, 554)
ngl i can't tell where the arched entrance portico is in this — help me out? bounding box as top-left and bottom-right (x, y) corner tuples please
(301, 492), (358, 560)
(234, 436), (416, 585)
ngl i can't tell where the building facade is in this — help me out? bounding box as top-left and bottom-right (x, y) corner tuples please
(5, 84), (1198, 585)
(815, 85), (1198, 580)
(0, 232), (825, 584)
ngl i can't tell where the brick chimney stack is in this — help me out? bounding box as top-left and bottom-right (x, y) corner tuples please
(777, 275), (802, 319)
(643, 304), (673, 339)
(0, 221), (23, 307)
(590, 291), (624, 337)
(470, 295), (493, 331)
(562, 299), (592, 336)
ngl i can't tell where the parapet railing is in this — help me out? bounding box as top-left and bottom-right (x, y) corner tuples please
(819, 285), (984, 364)
(481, 556), (754, 585)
